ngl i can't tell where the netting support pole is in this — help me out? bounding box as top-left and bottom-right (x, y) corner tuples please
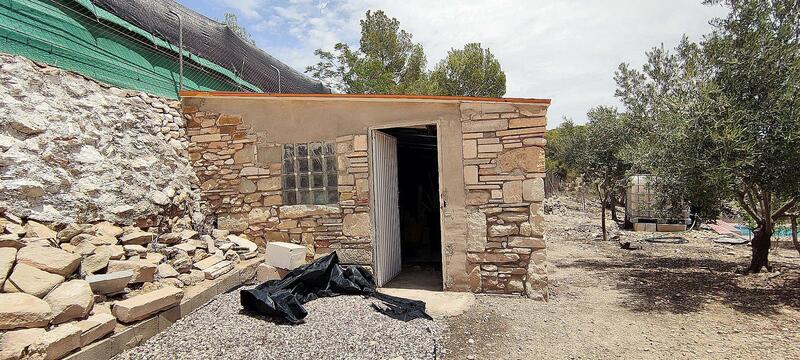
(270, 64), (281, 93)
(170, 10), (184, 93)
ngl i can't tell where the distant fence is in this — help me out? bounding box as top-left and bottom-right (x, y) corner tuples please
(0, 0), (277, 98)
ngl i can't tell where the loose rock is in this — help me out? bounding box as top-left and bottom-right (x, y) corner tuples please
(0, 293), (53, 330)
(74, 313), (116, 346)
(123, 244), (147, 258)
(120, 231), (156, 246)
(107, 260), (156, 283)
(3, 263), (65, 297)
(22, 220), (57, 239)
(0, 247), (16, 287)
(0, 328), (46, 360)
(193, 253), (223, 271)
(44, 280), (95, 324)
(157, 263), (179, 278)
(93, 222), (123, 238)
(80, 252), (111, 277)
(15, 246), (81, 277)
(56, 223), (91, 243)
(86, 271), (133, 295)
(255, 263), (285, 283)
(28, 323), (82, 360)
(203, 260), (233, 280)
(176, 270), (204, 286)
(96, 244), (125, 260)
(0, 234), (24, 249)
(228, 234), (257, 252)
(112, 286), (183, 323)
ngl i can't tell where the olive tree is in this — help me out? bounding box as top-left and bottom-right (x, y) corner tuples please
(701, 0), (800, 272)
(305, 10), (429, 94)
(579, 106), (631, 241)
(617, 0), (800, 272)
(430, 43), (506, 97)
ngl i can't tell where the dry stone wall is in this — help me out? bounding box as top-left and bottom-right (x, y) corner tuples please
(459, 102), (548, 299)
(0, 54), (198, 225)
(183, 109), (373, 268)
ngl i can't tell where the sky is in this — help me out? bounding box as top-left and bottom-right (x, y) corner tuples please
(174, 0), (728, 127)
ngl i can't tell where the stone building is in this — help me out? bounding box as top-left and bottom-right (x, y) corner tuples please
(181, 92), (550, 299)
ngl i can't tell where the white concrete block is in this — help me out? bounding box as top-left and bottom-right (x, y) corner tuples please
(264, 242), (306, 270)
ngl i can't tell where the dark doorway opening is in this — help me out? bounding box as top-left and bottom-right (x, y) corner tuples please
(382, 125), (442, 290)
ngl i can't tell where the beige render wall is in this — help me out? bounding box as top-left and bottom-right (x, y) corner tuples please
(181, 96), (548, 297)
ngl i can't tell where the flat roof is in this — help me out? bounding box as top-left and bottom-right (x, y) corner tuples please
(179, 91), (551, 105)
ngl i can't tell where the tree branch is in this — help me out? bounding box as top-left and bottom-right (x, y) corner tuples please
(736, 190), (761, 222)
(745, 184), (761, 215)
(772, 197), (799, 219)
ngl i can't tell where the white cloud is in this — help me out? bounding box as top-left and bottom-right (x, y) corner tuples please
(219, 0), (264, 19)
(223, 0), (729, 127)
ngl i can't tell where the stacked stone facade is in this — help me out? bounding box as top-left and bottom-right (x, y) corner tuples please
(459, 102), (548, 300)
(183, 107), (373, 269)
(182, 97), (548, 298)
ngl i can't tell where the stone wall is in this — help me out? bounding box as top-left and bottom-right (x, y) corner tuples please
(459, 102), (548, 300)
(183, 109), (373, 268)
(0, 53), (198, 225)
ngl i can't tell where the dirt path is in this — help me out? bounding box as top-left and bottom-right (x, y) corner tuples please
(442, 197), (800, 359)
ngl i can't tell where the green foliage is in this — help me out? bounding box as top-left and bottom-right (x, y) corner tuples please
(549, 107), (631, 240)
(305, 10), (428, 94)
(615, 0), (800, 226)
(551, 0), (800, 256)
(305, 11), (505, 96)
(430, 43), (506, 97)
(701, 0), (800, 218)
(545, 118), (588, 181)
(580, 106), (631, 198)
(545, 109), (630, 240)
(699, 0), (800, 271)
(614, 38), (724, 220)
(604, 0), (800, 270)
(224, 13), (256, 46)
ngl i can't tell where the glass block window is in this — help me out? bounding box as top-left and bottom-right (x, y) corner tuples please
(282, 142), (338, 205)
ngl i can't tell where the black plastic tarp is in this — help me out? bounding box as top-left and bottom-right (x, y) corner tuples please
(241, 252), (431, 324)
(88, 0), (330, 94)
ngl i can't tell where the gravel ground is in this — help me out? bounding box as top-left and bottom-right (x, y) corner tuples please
(113, 287), (443, 360)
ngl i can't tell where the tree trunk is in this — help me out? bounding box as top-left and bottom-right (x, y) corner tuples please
(596, 184), (608, 241)
(601, 204), (607, 241)
(748, 224), (773, 273)
(610, 195), (619, 222)
(582, 189), (586, 212)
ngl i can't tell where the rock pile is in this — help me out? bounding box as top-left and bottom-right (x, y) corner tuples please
(0, 210), (259, 359)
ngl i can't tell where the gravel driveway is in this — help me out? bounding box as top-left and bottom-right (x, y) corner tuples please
(113, 287), (444, 360)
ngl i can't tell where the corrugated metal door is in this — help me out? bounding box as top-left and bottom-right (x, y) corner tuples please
(371, 130), (402, 286)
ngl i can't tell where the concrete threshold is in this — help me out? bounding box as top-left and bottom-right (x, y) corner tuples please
(378, 287), (475, 318)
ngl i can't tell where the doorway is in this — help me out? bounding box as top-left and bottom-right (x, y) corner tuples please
(370, 125), (443, 289)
